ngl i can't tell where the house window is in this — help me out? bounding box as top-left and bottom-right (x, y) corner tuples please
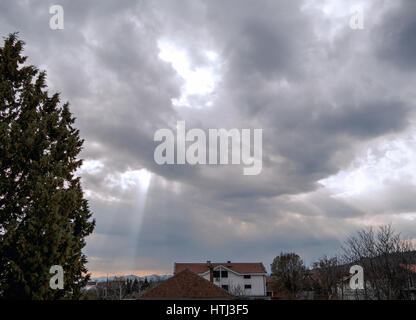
(244, 284), (252, 289)
(222, 285), (229, 291)
(243, 275), (251, 279)
(221, 271), (228, 278)
(213, 271), (220, 278)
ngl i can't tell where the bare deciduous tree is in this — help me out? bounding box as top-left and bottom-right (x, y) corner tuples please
(342, 224), (415, 300)
(312, 255), (345, 300)
(229, 284), (247, 298)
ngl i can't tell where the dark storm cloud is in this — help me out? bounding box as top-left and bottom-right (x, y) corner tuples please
(374, 0), (416, 70)
(2, 0), (416, 273)
(318, 100), (411, 138)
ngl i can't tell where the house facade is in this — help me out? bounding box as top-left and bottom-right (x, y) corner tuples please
(174, 261), (267, 297)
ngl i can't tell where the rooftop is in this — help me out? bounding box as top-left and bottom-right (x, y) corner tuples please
(174, 261), (267, 274)
(139, 269), (233, 299)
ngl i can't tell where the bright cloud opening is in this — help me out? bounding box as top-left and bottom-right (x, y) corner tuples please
(106, 168), (152, 192)
(320, 132), (416, 198)
(78, 159), (104, 175)
(157, 40), (220, 108)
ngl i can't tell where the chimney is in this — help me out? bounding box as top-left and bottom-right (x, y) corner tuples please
(207, 260), (213, 283)
(227, 260), (232, 268)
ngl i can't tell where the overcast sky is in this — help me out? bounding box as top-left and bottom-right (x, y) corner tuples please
(2, 0), (416, 276)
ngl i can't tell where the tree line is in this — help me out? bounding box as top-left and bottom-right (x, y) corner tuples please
(81, 277), (162, 300)
(270, 224), (416, 300)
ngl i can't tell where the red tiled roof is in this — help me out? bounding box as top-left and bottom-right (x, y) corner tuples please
(265, 276), (276, 291)
(139, 269), (232, 299)
(174, 262), (267, 274)
(401, 264), (416, 273)
(265, 276), (282, 298)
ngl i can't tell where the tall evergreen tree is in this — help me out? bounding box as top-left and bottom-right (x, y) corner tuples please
(141, 277), (149, 291)
(126, 278), (132, 295)
(131, 278), (139, 293)
(0, 33), (95, 299)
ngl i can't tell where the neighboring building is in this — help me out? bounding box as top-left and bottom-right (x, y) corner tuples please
(139, 269), (232, 299)
(337, 274), (371, 300)
(397, 264), (416, 300)
(174, 261), (267, 297)
(265, 276), (281, 299)
(337, 264), (416, 300)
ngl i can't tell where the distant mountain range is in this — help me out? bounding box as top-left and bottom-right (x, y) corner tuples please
(91, 274), (172, 282)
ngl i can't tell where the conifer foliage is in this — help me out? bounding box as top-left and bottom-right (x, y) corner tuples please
(0, 33), (95, 299)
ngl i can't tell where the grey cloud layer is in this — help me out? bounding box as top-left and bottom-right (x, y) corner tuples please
(1, 0), (415, 272)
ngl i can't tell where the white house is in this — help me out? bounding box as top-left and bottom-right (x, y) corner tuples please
(174, 261), (267, 297)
